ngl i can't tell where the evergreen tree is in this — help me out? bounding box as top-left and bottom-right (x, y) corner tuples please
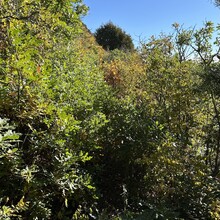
(94, 22), (134, 51)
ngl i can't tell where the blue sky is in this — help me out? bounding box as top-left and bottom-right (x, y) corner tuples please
(82, 0), (220, 46)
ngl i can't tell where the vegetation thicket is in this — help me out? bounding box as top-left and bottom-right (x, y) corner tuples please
(0, 0), (220, 219)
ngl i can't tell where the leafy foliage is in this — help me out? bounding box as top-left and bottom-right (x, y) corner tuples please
(94, 22), (134, 51)
(1, 0), (220, 219)
(0, 0), (106, 219)
(0, 118), (32, 219)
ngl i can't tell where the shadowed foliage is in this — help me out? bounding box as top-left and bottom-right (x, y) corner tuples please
(94, 22), (134, 51)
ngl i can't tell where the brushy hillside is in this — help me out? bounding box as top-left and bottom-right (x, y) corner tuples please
(0, 1), (220, 219)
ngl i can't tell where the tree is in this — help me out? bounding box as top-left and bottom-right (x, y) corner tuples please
(215, 0), (220, 7)
(94, 22), (134, 51)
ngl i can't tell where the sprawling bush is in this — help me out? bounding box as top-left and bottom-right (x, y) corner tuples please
(1, 1), (220, 219)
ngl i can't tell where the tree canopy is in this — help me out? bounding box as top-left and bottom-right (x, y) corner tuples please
(94, 22), (134, 51)
(215, 0), (220, 6)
